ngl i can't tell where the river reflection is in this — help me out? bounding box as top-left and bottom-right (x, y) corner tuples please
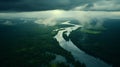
(54, 21), (112, 67)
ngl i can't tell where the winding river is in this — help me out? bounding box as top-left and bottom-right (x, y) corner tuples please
(54, 21), (112, 67)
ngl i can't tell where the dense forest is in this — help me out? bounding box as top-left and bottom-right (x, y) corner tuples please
(69, 19), (120, 67)
(0, 19), (86, 67)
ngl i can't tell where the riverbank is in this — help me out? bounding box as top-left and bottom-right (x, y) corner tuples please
(69, 19), (120, 67)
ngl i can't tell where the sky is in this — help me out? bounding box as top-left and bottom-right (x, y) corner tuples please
(0, 0), (120, 29)
(0, 0), (120, 12)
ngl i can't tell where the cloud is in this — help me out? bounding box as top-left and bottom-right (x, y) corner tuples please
(0, 0), (70, 11)
(2, 0), (118, 11)
(72, 0), (120, 11)
(72, 4), (89, 11)
(35, 18), (57, 26)
(34, 10), (65, 26)
(89, 0), (120, 11)
(1, 11), (120, 45)
(0, 10), (120, 28)
(2, 20), (14, 25)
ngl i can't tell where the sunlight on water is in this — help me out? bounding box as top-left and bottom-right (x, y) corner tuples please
(54, 21), (112, 67)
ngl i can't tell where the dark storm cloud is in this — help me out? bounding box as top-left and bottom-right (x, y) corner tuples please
(72, 0), (120, 11)
(0, 0), (120, 11)
(0, 0), (97, 11)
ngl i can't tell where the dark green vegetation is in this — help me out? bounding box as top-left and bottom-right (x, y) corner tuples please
(63, 31), (69, 41)
(47, 61), (85, 67)
(70, 19), (120, 67)
(0, 18), (85, 67)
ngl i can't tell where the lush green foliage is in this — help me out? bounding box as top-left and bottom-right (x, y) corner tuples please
(69, 19), (120, 67)
(0, 19), (86, 67)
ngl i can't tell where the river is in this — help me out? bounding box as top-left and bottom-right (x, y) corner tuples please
(54, 21), (112, 67)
